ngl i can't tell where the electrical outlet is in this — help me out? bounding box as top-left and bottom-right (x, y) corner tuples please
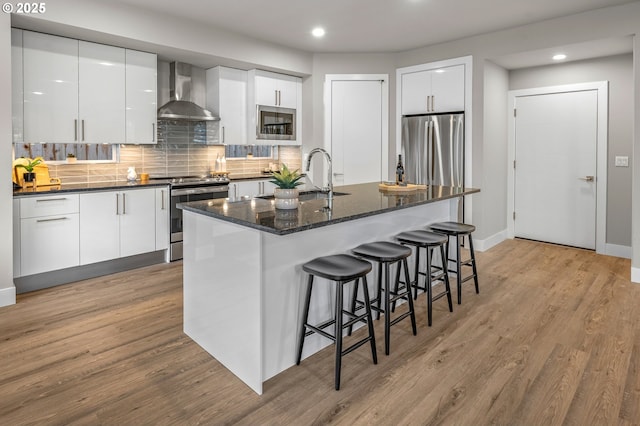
(615, 156), (629, 167)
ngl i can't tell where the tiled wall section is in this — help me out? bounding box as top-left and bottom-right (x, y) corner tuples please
(47, 121), (302, 183)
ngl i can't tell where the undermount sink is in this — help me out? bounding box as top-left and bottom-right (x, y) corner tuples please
(257, 190), (349, 202)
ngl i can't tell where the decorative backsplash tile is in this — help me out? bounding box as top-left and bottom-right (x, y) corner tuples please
(45, 120), (302, 183)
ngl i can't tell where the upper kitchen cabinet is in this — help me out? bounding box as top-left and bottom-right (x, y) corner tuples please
(18, 30), (158, 145)
(254, 70), (299, 109)
(23, 31), (79, 144)
(11, 28), (23, 143)
(206, 66), (247, 145)
(126, 49), (158, 144)
(247, 69), (302, 145)
(79, 41), (126, 143)
(401, 64), (464, 115)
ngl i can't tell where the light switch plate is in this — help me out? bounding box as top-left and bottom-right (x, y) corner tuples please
(615, 156), (629, 167)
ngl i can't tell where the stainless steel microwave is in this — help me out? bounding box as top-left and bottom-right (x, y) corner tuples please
(256, 105), (296, 141)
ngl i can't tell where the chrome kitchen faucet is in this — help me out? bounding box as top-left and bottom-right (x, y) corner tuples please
(306, 148), (333, 210)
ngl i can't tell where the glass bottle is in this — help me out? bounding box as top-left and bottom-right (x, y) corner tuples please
(396, 155), (405, 185)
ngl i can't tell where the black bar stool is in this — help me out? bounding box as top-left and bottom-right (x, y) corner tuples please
(395, 230), (453, 326)
(296, 254), (377, 390)
(428, 221), (479, 305)
(350, 241), (417, 356)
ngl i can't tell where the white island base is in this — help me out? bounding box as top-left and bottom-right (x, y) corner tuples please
(183, 198), (457, 394)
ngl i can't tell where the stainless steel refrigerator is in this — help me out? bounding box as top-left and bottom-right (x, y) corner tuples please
(401, 112), (464, 187)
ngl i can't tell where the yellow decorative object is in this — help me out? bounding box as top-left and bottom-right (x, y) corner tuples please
(378, 182), (427, 192)
(13, 157), (61, 188)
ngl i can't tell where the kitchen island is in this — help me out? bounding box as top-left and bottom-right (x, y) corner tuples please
(178, 182), (479, 394)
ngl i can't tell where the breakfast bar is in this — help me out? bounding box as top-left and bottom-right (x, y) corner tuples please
(178, 182), (479, 394)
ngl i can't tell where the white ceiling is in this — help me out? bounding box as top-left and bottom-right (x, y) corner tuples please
(113, 0), (636, 54)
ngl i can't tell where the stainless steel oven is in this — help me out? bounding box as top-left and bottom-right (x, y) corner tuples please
(256, 105), (296, 140)
(169, 181), (228, 261)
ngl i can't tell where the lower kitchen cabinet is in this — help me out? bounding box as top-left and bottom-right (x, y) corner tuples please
(231, 178), (277, 199)
(79, 187), (157, 265)
(19, 194), (80, 276)
(155, 186), (170, 251)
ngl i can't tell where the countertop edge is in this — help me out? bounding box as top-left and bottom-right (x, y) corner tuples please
(13, 180), (171, 197)
(179, 187), (480, 235)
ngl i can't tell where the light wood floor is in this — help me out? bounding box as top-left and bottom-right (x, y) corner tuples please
(1, 238), (639, 425)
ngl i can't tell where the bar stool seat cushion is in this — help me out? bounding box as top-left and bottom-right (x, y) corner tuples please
(352, 241), (412, 262)
(429, 221), (476, 235)
(302, 254), (372, 282)
(396, 230), (448, 246)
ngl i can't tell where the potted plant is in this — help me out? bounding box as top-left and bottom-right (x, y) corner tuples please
(66, 153), (77, 164)
(15, 157), (43, 185)
(269, 164), (304, 209)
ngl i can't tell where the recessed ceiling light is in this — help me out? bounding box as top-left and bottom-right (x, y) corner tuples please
(552, 54), (567, 61)
(311, 27), (325, 38)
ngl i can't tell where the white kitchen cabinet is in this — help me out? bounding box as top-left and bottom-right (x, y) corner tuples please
(23, 31), (79, 143)
(13, 199), (21, 278)
(12, 29), (23, 143)
(247, 69), (302, 145)
(206, 66), (247, 145)
(20, 30), (157, 145)
(19, 194), (80, 276)
(155, 186), (170, 251)
(79, 41), (126, 143)
(231, 179), (277, 199)
(254, 71), (299, 109)
(79, 188), (157, 265)
(126, 49), (158, 144)
(401, 64), (464, 115)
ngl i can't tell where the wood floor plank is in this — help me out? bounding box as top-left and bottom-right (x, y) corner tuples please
(0, 239), (638, 425)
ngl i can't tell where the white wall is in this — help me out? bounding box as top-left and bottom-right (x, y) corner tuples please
(510, 54), (633, 247)
(395, 3), (640, 266)
(479, 61), (509, 247)
(11, 0), (312, 75)
(305, 53), (396, 184)
(0, 13), (15, 306)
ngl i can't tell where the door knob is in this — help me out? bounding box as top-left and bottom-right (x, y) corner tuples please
(578, 176), (595, 182)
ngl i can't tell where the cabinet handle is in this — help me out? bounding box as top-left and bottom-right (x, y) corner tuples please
(152, 123), (155, 142)
(161, 189), (166, 210)
(82, 119), (85, 141)
(431, 95), (435, 111)
(278, 90), (282, 106)
(36, 217), (68, 223)
(275, 90), (278, 106)
(36, 197), (67, 202)
(122, 193), (126, 215)
(221, 126), (225, 143)
(74, 119), (78, 141)
(116, 193), (120, 215)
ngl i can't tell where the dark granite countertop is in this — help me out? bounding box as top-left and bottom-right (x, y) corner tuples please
(178, 182), (480, 235)
(13, 180), (171, 197)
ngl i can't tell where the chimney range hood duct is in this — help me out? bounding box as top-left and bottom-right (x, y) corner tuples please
(157, 62), (219, 121)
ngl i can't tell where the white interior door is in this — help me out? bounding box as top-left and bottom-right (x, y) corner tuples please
(328, 77), (387, 186)
(514, 90), (598, 249)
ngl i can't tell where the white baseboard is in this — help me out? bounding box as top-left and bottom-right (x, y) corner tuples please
(631, 267), (640, 284)
(474, 229), (507, 252)
(604, 243), (632, 259)
(0, 285), (16, 308)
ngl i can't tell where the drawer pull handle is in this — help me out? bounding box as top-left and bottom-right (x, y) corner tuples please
(36, 217), (68, 223)
(36, 198), (67, 202)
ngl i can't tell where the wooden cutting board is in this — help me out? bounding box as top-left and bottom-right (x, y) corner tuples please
(13, 159), (61, 187)
(378, 182), (427, 192)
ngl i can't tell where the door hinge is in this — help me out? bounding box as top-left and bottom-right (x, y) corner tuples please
(514, 108), (517, 117)
(513, 211), (516, 220)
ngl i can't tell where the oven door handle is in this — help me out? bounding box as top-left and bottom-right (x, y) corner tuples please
(171, 186), (229, 197)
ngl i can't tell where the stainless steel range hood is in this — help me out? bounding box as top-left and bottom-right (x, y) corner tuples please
(157, 62), (219, 121)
